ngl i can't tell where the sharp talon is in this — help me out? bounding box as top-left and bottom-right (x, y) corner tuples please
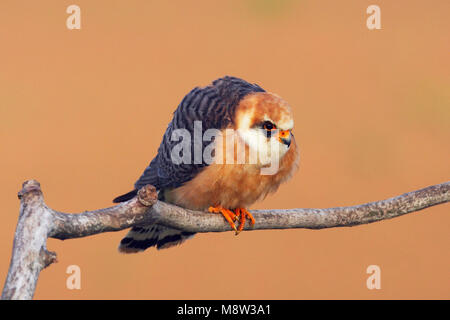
(209, 206), (254, 233)
(234, 208), (240, 222)
(209, 205), (237, 232)
(234, 208), (255, 232)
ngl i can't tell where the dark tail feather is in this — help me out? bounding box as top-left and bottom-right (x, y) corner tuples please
(118, 225), (195, 253)
(113, 189), (138, 203)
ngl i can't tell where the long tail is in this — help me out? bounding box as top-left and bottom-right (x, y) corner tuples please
(114, 189), (196, 253)
(118, 225), (196, 253)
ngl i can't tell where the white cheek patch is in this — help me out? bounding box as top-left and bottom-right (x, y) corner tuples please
(237, 128), (290, 166)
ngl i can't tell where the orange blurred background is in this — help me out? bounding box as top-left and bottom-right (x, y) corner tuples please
(0, 0), (449, 299)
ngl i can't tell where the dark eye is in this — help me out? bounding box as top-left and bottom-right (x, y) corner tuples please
(262, 121), (276, 131)
(262, 121), (276, 138)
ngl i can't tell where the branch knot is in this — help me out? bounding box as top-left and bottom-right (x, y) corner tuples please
(137, 184), (158, 207)
(18, 180), (42, 200)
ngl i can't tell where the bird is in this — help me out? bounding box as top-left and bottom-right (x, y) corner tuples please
(113, 76), (300, 253)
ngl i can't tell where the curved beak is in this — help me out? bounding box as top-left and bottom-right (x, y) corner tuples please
(278, 130), (291, 147)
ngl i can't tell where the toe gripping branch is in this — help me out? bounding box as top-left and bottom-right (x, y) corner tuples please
(208, 206), (255, 235)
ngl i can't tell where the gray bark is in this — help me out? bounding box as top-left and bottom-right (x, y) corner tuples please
(2, 179), (449, 300)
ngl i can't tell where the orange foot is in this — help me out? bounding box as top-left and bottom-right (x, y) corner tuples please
(235, 208), (255, 235)
(209, 206), (256, 235)
(209, 205), (237, 232)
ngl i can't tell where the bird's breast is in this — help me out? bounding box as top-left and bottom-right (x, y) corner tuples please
(164, 137), (299, 210)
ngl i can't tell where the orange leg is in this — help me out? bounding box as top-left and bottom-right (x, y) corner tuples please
(234, 208), (255, 235)
(228, 209), (237, 221)
(209, 206), (237, 232)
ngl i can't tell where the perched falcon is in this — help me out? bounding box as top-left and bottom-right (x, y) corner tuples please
(114, 76), (299, 253)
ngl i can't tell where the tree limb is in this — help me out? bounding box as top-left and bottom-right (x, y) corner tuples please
(2, 179), (449, 300)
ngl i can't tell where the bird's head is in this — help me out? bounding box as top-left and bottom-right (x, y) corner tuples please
(234, 92), (294, 166)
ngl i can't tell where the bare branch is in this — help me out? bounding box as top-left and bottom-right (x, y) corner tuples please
(1, 180), (158, 300)
(2, 179), (449, 300)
